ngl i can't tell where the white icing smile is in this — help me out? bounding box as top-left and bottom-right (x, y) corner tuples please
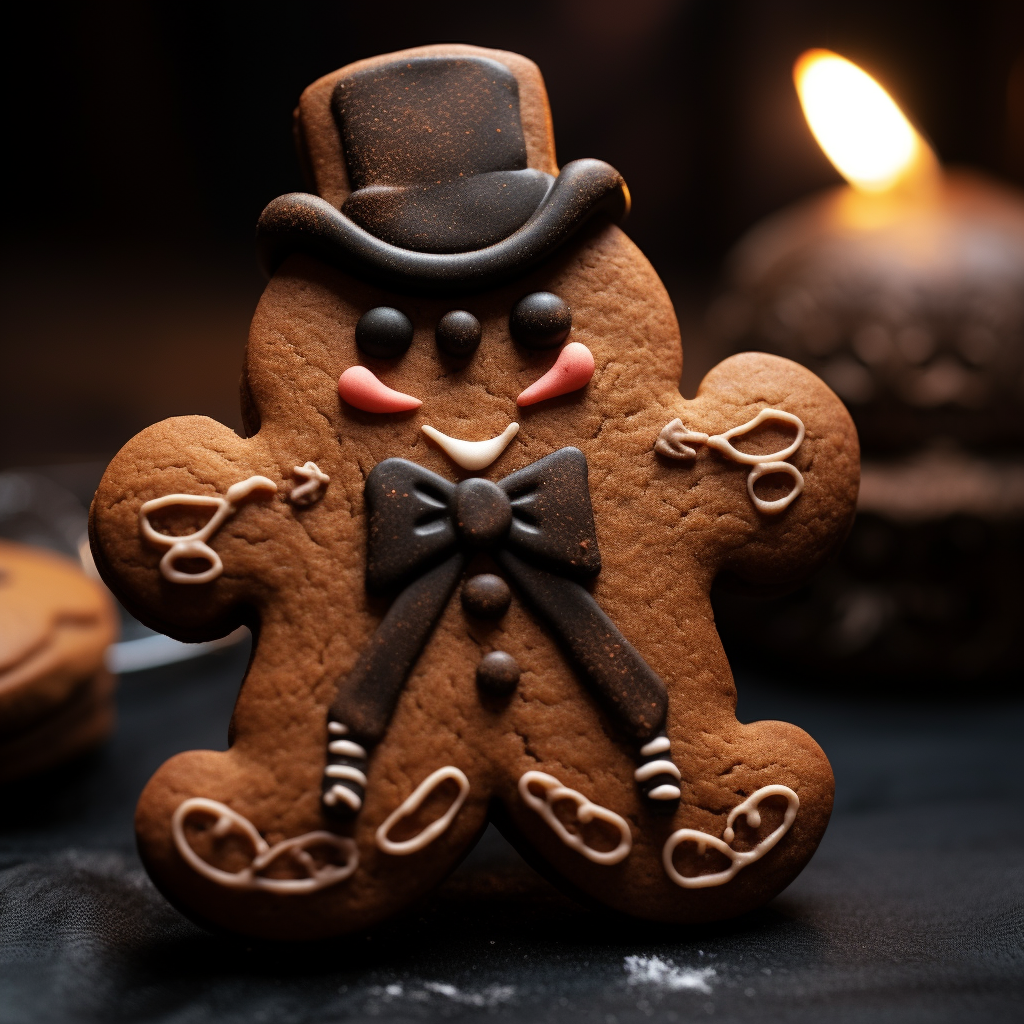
(421, 422), (520, 470)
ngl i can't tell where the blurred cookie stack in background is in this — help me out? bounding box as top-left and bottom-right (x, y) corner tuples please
(710, 51), (1024, 689)
(0, 538), (117, 782)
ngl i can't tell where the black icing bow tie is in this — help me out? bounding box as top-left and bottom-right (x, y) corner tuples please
(328, 448), (667, 751)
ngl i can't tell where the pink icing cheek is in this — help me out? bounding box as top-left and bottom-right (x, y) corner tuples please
(516, 342), (596, 407)
(338, 365), (422, 414)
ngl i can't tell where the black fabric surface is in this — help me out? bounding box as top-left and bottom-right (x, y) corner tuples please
(1, 638), (1022, 1023)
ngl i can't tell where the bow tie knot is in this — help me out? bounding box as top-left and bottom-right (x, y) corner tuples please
(453, 478), (513, 548)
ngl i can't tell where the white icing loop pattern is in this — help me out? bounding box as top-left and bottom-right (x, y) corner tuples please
(375, 766), (470, 856)
(519, 771), (632, 866)
(662, 784), (799, 889)
(171, 797), (357, 893)
(705, 408), (806, 465)
(747, 462), (805, 514)
(656, 408), (806, 516)
(139, 475), (277, 584)
(289, 461), (330, 505)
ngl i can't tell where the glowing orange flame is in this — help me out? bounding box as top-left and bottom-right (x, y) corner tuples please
(794, 49), (938, 195)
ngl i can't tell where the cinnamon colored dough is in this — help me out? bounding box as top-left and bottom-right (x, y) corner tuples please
(90, 45), (858, 939)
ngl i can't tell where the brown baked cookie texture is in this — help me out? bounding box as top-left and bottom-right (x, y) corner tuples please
(0, 540), (118, 783)
(89, 44), (859, 940)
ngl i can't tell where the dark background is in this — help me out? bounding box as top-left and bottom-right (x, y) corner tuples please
(2, 0), (1024, 466)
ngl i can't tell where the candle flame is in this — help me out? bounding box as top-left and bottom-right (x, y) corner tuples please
(794, 49), (937, 194)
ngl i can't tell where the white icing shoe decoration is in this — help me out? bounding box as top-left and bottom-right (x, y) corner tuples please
(375, 766), (470, 855)
(662, 784), (799, 889)
(139, 475), (277, 584)
(171, 797), (357, 893)
(519, 770), (632, 866)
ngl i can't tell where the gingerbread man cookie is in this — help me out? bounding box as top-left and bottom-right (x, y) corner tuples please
(90, 45), (858, 939)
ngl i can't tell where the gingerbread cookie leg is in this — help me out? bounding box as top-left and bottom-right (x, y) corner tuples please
(495, 550), (681, 805)
(323, 554), (466, 817)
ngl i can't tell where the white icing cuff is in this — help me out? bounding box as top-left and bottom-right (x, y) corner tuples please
(139, 475), (277, 585)
(662, 784), (799, 889)
(325, 765), (368, 786)
(639, 736), (671, 756)
(324, 785), (362, 811)
(648, 784), (682, 800)
(747, 461), (804, 514)
(328, 739), (367, 758)
(706, 408), (805, 465)
(634, 759), (681, 782)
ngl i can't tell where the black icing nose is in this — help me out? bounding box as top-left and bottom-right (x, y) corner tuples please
(436, 310), (482, 357)
(453, 478), (512, 548)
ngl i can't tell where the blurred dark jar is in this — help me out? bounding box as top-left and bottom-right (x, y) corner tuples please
(712, 174), (1024, 453)
(710, 175), (1024, 689)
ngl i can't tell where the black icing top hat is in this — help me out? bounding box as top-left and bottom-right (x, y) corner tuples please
(256, 45), (630, 295)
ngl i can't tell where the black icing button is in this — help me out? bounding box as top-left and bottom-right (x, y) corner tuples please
(356, 306), (414, 359)
(436, 310), (482, 357)
(509, 292), (572, 349)
(461, 573), (512, 619)
(476, 650), (521, 695)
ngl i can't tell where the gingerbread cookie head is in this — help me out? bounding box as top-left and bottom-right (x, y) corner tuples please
(89, 44), (859, 939)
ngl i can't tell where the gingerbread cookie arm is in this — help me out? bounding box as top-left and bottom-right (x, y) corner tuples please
(90, 415), (286, 642)
(665, 352), (859, 588)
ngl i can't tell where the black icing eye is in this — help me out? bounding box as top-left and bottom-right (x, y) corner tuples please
(355, 307), (414, 359)
(509, 292), (572, 350)
(436, 310), (482, 357)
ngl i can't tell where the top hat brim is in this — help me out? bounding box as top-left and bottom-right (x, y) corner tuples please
(255, 159), (630, 296)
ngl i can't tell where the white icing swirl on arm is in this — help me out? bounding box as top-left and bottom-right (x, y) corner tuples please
(139, 475), (277, 584)
(747, 461), (805, 513)
(289, 462), (330, 505)
(705, 409), (806, 465)
(655, 408), (807, 516)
